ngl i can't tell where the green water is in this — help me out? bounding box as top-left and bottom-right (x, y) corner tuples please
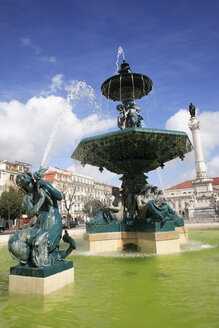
(0, 230), (218, 328)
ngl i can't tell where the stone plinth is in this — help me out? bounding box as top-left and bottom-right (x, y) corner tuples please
(175, 226), (189, 244)
(9, 261), (74, 295)
(84, 229), (187, 255)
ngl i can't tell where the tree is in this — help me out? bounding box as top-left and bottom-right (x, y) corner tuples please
(58, 182), (76, 229)
(0, 187), (24, 229)
(84, 199), (104, 218)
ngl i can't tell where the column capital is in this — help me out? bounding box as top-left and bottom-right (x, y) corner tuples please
(188, 117), (200, 130)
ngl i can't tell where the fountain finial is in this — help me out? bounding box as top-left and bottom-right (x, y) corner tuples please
(118, 60), (132, 74)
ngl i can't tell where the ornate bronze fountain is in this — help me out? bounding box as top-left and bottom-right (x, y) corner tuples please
(72, 60), (192, 238)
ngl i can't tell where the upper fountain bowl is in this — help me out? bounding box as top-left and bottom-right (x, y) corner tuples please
(101, 60), (153, 102)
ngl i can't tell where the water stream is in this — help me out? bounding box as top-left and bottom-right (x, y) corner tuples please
(141, 74), (146, 94)
(40, 111), (64, 168)
(116, 46), (125, 72)
(119, 75), (122, 102)
(131, 73), (135, 100)
(40, 80), (96, 168)
(107, 79), (111, 100)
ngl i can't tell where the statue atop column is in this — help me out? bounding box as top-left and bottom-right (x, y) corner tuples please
(189, 103), (196, 118)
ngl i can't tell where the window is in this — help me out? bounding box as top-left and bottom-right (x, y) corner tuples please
(10, 174), (14, 181)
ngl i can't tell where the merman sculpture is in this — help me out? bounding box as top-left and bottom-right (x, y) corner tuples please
(8, 169), (76, 268)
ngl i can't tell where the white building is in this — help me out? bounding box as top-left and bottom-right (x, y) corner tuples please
(0, 160), (31, 195)
(44, 166), (113, 223)
(165, 178), (219, 218)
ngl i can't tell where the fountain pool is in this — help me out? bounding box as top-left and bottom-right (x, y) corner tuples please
(0, 230), (218, 328)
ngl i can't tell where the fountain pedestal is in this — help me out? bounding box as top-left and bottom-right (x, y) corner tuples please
(84, 227), (188, 254)
(9, 261), (74, 295)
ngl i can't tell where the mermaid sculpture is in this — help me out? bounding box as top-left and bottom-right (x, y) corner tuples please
(136, 184), (184, 226)
(8, 169), (76, 268)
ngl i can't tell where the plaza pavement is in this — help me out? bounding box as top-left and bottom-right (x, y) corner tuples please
(1, 223), (219, 246)
(0, 227), (86, 246)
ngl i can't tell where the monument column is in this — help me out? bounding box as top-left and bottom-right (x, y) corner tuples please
(189, 103), (212, 187)
(188, 103), (208, 180)
(187, 103), (214, 218)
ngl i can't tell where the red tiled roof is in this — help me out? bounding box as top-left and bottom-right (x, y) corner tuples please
(167, 177), (219, 190)
(212, 177), (219, 186)
(167, 180), (193, 190)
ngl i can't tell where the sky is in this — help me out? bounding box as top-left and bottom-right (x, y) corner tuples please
(0, 0), (219, 189)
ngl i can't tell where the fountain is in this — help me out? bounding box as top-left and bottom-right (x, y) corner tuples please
(72, 57), (193, 254)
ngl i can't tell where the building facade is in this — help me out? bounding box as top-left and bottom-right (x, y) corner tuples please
(165, 178), (219, 218)
(0, 160), (31, 195)
(44, 166), (113, 223)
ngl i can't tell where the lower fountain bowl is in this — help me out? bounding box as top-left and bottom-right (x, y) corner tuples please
(72, 127), (193, 174)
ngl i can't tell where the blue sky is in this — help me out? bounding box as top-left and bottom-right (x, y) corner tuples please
(1, 0), (219, 188)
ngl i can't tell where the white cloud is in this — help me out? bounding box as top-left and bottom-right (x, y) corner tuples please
(20, 36), (56, 63)
(0, 95), (116, 169)
(166, 109), (191, 135)
(40, 56), (57, 63)
(50, 74), (63, 92)
(166, 109), (219, 160)
(207, 155), (219, 177)
(20, 37), (31, 46)
(20, 37), (41, 55)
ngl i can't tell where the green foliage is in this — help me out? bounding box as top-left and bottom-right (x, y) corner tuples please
(84, 199), (104, 217)
(0, 187), (24, 223)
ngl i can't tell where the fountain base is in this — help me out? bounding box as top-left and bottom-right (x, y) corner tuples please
(9, 261), (74, 295)
(84, 227), (188, 254)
